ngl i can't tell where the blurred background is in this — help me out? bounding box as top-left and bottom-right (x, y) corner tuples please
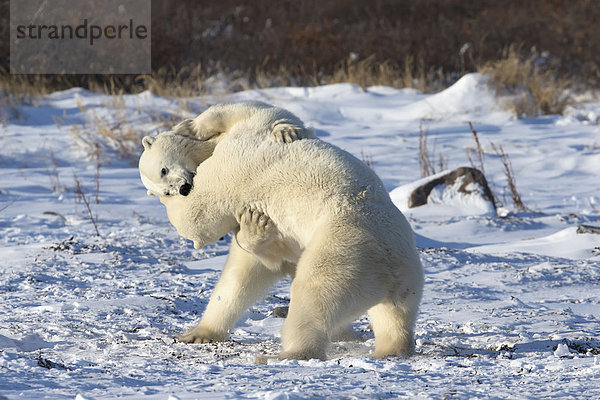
(1, 0), (599, 106)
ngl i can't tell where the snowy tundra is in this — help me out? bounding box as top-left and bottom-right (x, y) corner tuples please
(0, 73), (599, 399)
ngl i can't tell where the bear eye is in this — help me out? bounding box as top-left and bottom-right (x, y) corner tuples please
(160, 167), (168, 177)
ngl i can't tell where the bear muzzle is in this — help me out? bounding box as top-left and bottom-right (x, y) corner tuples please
(179, 183), (192, 196)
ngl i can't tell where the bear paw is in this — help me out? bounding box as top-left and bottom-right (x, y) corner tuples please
(178, 325), (227, 344)
(235, 205), (278, 253)
(271, 122), (307, 143)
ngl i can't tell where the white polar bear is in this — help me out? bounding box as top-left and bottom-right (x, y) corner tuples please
(139, 100), (314, 197)
(139, 102), (424, 361)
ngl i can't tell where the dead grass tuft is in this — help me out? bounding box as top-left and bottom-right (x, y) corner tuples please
(480, 46), (572, 117)
(418, 124), (447, 178)
(467, 122), (503, 208)
(327, 55), (446, 92)
(467, 122), (531, 212)
(360, 149), (374, 170)
(466, 122), (486, 176)
(63, 97), (146, 163)
(46, 148), (66, 194)
(73, 173), (100, 237)
(489, 142), (530, 212)
(0, 69), (48, 106)
(137, 65), (211, 98)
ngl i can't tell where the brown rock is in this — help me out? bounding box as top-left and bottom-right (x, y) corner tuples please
(408, 167), (496, 209)
(577, 224), (600, 234)
(271, 306), (289, 318)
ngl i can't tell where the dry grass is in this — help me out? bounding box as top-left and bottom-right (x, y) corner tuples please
(480, 46), (573, 117)
(418, 125), (435, 178)
(46, 148), (66, 194)
(417, 122), (531, 213)
(47, 83), (187, 167)
(2, 0), (600, 101)
(327, 55), (446, 92)
(0, 70), (49, 106)
(0, 201), (13, 213)
(490, 142), (530, 211)
(138, 55), (447, 98)
(466, 122), (486, 175)
(467, 122), (531, 211)
(360, 149), (374, 170)
(137, 65), (211, 98)
(466, 122), (503, 208)
(144, 0), (600, 89)
(73, 173), (100, 236)
(93, 143), (101, 204)
(59, 97), (145, 163)
(418, 124), (447, 178)
(0, 50), (578, 120)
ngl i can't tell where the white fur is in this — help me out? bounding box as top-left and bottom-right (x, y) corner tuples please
(147, 103), (424, 361)
(139, 101), (314, 197)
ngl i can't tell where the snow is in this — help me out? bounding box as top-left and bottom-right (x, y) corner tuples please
(1, 73), (600, 399)
(466, 227), (600, 260)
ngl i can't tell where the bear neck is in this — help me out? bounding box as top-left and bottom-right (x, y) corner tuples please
(171, 134), (218, 168)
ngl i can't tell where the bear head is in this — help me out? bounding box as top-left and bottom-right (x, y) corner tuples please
(138, 132), (214, 197)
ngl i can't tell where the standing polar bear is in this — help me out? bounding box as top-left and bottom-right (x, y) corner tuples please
(139, 101), (424, 361)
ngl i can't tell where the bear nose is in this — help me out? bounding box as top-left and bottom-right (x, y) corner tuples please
(179, 183), (192, 196)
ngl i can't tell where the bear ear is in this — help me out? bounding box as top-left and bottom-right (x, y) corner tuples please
(142, 136), (155, 150)
(172, 119), (195, 137)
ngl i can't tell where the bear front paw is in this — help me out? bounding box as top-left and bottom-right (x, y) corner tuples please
(236, 205), (273, 235)
(178, 325), (227, 344)
(235, 205), (278, 254)
(271, 122), (306, 143)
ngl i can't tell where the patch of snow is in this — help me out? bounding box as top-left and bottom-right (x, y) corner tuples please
(554, 343), (573, 358)
(467, 227), (600, 260)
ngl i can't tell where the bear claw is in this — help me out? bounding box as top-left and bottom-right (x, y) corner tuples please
(178, 326), (226, 344)
(271, 123), (305, 143)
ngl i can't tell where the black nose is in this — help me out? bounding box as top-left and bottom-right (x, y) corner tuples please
(179, 183), (192, 196)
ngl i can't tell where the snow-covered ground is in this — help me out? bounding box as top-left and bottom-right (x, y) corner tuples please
(1, 74), (599, 399)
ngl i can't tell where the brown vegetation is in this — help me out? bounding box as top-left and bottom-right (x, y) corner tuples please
(490, 142), (531, 212)
(419, 124), (447, 178)
(467, 122), (530, 211)
(481, 46), (573, 116)
(1, 0), (598, 102)
(73, 174), (101, 236)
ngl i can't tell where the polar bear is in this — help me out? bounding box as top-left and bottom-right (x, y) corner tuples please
(140, 102), (424, 361)
(139, 101), (314, 197)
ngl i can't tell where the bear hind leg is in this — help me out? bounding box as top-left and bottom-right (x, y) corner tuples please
(279, 269), (369, 360)
(278, 284), (330, 361)
(368, 293), (420, 358)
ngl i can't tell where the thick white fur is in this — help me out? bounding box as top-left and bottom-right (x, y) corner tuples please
(139, 101), (314, 197)
(171, 100), (313, 143)
(153, 104), (424, 361)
